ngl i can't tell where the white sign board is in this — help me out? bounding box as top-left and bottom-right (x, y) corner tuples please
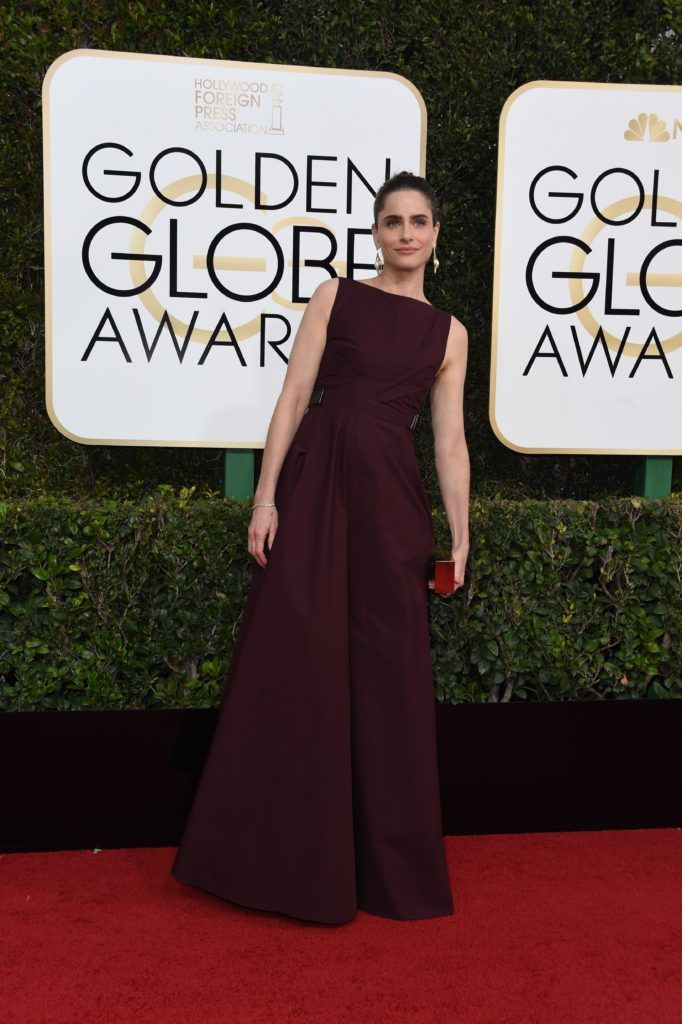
(43, 49), (425, 447)
(491, 81), (682, 454)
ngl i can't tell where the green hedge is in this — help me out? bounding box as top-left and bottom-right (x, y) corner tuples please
(1, 0), (680, 502)
(1, 494), (679, 710)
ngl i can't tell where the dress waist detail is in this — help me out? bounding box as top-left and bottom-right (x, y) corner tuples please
(305, 386), (421, 432)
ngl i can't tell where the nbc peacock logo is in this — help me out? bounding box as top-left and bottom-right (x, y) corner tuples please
(624, 112), (670, 141)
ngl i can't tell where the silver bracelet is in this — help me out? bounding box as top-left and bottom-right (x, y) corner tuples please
(253, 502), (276, 508)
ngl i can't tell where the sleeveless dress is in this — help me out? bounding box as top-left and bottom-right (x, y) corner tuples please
(171, 276), (454, 924)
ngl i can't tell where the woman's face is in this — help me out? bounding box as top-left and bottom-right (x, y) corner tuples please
(373, 189), (439, 272)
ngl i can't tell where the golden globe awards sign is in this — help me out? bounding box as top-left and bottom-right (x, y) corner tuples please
(491, 81), (682, 454)
(42, 49), (425, 447)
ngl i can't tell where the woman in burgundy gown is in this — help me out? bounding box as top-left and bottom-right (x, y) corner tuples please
(171, 171), (470, 924)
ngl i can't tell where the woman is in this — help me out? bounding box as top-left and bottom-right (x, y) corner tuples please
(172, 170), (470, 924)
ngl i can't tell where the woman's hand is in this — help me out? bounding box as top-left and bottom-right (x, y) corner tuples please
(248, 506), (278, 568)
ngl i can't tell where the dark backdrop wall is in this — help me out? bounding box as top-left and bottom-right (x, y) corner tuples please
(2, 0), (680, 503)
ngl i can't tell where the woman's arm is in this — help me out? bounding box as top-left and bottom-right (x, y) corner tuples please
(429, 316), (470, 591)
(249, 277), (338, 567)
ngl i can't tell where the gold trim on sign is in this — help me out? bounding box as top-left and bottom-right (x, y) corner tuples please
(131, 173), (262, 343)
(43, 48), (427, 447)
(488, 78), (682, 455)
(569, 195), (682, 357)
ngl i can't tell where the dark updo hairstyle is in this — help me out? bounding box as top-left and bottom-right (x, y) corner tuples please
(373, 170), (442, 229)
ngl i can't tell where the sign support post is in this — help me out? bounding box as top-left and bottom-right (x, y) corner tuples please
(224, 451), (254, 500)
(634, 457), (673, 498)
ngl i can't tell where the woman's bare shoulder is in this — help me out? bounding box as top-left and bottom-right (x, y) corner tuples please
(311, 276), (341, 304)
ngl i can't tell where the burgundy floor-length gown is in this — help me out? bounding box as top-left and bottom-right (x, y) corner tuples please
(171, 275), (454, 924)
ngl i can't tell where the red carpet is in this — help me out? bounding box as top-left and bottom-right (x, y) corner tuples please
(2, 829), (681, 1024)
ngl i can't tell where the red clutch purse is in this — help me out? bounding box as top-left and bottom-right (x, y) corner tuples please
(428, 545), (457, 596)
(431, 559), (456, 595)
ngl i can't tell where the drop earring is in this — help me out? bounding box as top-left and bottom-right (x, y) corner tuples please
(432, 245), (440, 274)
(374, 247), (384, 273)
